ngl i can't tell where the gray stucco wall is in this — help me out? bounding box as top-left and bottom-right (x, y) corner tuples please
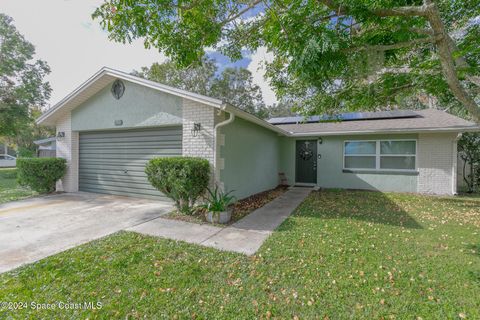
(279, 137), (295, 186)
(280, 134), (419, 192)
(220, 117), (281, 200)
(72, 80), (182, 131)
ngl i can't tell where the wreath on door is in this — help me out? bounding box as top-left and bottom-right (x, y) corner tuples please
(299, 142), (313, 160)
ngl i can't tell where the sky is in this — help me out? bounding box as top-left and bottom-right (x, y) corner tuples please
(1, 0), (277, 107)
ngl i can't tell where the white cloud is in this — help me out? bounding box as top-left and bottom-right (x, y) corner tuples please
(247, 47), (278, 106)
(2, 0), (167, 106)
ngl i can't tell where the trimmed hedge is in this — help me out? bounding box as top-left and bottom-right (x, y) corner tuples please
(145, 157), (210, 214)
(17, 158), (67, 193)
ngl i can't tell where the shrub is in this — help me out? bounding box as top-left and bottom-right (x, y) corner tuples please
(145, 157), (210, 214)
(17, 146), (35, 158)
(17, 158), (67, 193)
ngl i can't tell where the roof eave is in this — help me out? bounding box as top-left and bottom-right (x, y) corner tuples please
(287, 126), (480, 137)
(223, 104), (290, 136)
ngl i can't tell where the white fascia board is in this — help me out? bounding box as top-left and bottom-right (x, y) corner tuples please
(288, 126), (480, 137)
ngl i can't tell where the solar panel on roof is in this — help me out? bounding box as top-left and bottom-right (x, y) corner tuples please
(267, 110), (420, 125)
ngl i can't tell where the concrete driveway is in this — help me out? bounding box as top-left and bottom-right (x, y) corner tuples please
(0, 192), (173, 273)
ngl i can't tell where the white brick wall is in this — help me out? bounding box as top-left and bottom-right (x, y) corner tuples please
(181, 99), (216, 164)
(55, 112), (79, 192)
(417, 133), (458, 195)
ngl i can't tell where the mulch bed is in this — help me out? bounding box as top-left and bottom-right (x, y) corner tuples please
(164, 185), (289, 226)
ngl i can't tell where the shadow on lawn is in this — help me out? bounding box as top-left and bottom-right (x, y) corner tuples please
(294, 190), (423, 229)
(465, 244), (480, 284)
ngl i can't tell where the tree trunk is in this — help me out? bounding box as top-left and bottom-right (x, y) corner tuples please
(426, 5), (480, 123)
(462, 158), (472, 193)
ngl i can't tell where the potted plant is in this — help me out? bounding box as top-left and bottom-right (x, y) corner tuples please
(201, 187), (236, 224)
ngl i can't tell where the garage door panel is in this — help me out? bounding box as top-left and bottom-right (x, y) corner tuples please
(79, 127), (181, 199)
(79, 179), (156, 192)
(79, 153), (179, 161)
(79, 165), (149, 175)
(79, 185), (168, 200)
(80, 135), (182, 144)
(80, 128), (181, 139)
(80, 148), (181, 155)
(79, 141), (181, 149)
(80, 184), (162, 197)
(79, 159), (154, 166)
(80, 174), (149, 184)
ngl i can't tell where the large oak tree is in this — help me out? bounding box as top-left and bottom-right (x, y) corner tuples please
(93, 0), (480, 122)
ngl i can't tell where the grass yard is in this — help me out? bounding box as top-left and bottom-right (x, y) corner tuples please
(0, 168), (36, 204)
(0, 190), (479, 319)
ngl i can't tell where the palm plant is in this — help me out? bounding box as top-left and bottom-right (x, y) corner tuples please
(200, 186), (236, 213)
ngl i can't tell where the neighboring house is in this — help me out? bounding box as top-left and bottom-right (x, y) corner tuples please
(37, 67), (480, 201)
(34, 137), (57, 158)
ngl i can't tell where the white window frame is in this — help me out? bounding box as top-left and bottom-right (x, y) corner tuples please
(343, 139), (417, 172)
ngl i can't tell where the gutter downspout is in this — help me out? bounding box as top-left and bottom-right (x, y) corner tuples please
(214, 109), (235, 188)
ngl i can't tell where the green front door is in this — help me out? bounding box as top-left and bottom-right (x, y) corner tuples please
(295, 140), (317, 184)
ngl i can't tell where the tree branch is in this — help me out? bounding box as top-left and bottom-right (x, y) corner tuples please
(409, 27), (434, 36)
(425, 3), (480, 122)
(221, 0), (263, 25)
(372, 4), (432, 18)
(345, 37), (434, 53)
(317, 0), (431, 18)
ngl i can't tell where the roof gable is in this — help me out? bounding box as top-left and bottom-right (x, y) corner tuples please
(37, 67), (224, 126)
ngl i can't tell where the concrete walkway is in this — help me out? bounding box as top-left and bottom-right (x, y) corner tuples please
(129, 187), (312, 255)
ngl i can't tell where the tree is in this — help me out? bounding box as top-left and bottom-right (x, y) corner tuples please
(133, 58), (216, 96)
(4, 106), (55, 157)
(266, 100), (298, 118)
(93, 0), (480, 122)
(458, 133), (480, 193)
(135, 59), (268, 117)
(0, 14), (51, 137)
(211, 67), (266, 116)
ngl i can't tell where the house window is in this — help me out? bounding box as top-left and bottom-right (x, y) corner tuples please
(344, 140), (416, 171)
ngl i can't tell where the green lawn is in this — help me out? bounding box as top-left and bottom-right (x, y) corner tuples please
(1, 190), (479, 319)
(0, 168), (36, 204)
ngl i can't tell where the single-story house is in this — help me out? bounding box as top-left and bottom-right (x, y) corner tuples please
(37, 67), (480, 201)
(33, 137), (56, 158)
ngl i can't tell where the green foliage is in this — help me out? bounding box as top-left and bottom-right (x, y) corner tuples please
(16, 146), (35, 158)
(3, 106), (55, 157)
(145, 157), (210, 213)
(0, 14), (51, 137)
(135, 58), (270, 118)
(458, 132), (480, 192)
(200, 186), (236, 212)
(93, 0), (480, 120)
(16, 158), (66, 193)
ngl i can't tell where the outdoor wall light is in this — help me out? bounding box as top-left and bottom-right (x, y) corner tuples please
(318, 137), (323, 144)
(192, 123), (201, 137)
(56, 132), (65, 140)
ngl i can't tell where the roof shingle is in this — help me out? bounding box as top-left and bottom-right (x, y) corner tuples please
(274, 109), (479, 135)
